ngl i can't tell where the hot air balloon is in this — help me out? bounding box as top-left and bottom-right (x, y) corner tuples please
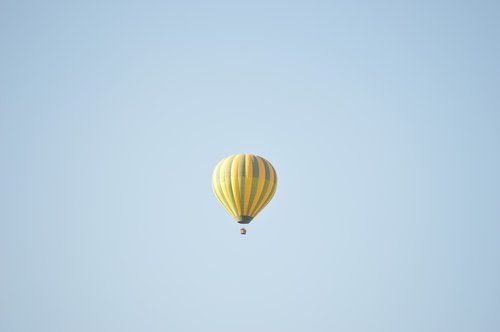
(212, 154), (277, 235)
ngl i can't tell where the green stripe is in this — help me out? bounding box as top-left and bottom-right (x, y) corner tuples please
(259, 180), (277, 211)
(251, 158), (277, 216)
(246, 156), (259, 215)
(249, 161), (271, 216)
(238, 155), (245, 215)
(252, 155), (260, 178)
(263, 158), (271, 180)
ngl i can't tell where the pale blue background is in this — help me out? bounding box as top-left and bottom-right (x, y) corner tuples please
(1, 1), (499, 331)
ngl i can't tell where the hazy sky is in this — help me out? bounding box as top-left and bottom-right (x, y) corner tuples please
(1, 1), (499, 331)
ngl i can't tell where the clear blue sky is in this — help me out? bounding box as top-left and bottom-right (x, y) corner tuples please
(1, 1), (499, 331)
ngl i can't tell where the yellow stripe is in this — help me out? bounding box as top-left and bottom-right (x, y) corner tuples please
(243, 154), (253, 215)
(231, 154), (243, 215)
(247, 157), (266, 216)
(251, 161), (277, 217)
(212, 162), (228, 210)
(212, 161), (234, 216)
(219, 156), (238, 217)
(214, 159), (236, 217)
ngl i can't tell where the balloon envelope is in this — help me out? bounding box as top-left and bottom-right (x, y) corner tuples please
(212, 154), (277, 224)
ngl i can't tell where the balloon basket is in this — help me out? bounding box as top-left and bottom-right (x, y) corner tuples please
(240, 228), (247, 235)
